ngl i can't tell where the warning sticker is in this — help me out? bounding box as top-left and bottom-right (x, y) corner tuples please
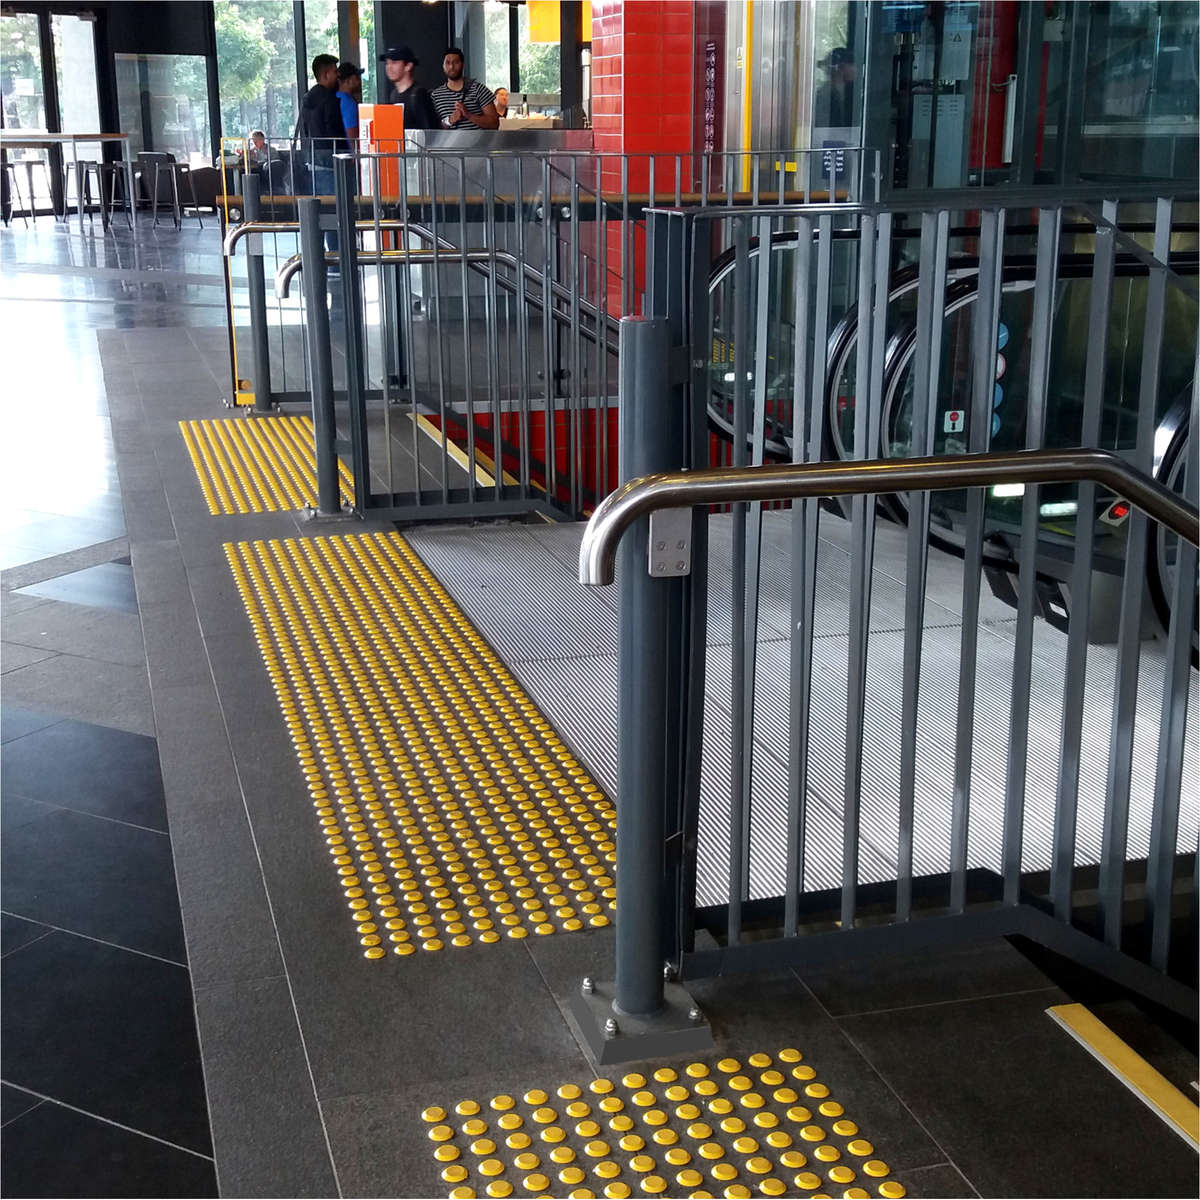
(943, 409), (965, 433)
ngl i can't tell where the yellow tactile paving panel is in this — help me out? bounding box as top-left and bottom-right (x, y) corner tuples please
(422, 1051), (907, 1200)
(181, 415), (354, 514)
(226, 530), (617, 956)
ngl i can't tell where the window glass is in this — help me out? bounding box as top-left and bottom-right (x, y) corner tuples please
(1, 12), (49, 214)
(116, 53), (212, 166)
(52, 14), (102, 171)
(518, 2), (560, 97)
(215, 0), (300, 143)
(1, 13), (47, 131)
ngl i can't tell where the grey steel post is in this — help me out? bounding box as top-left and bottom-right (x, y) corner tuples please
(334, 155), (369, 514)
(297, 197), (341, 516)
(615, 315), (676, 1019)
(242, 174), (273, 413)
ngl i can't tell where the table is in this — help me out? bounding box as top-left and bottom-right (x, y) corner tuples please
(0, 131), (135, 235)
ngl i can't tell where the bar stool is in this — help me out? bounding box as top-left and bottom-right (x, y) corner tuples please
(99, 162), (134, 230)
(152, 159), (204, 230)
(8, 157), (56, 222)
(63, 160), (109, 228)
(1, 160), (29, 226)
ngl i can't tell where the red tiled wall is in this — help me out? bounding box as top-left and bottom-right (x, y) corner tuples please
(589, 0), (695, 316)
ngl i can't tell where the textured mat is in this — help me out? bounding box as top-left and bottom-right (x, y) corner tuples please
(421, 1049), (906, 1199)
(181, 415), (354, 513)
(226, 530), (616, 958)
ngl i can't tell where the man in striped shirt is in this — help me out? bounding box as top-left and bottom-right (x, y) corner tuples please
(432, 48), (500, 130)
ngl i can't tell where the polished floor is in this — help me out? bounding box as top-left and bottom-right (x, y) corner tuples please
(1, 219), (220, 1196)
(2, 217), (1197, 1200)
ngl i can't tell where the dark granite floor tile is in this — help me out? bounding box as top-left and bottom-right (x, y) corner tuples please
(192, 976), (337, 1198)
(0, 705), (61, 744)
(1, 641), (57, 673)
(0, 718), (167, 831)
(1, 913), (53, 959)
(897, 1162), (979, 1198)
(0, 1084), (42, 1128)
(0, 1099), (216, 1198)
(15, 561), (138, 613)
(839, 989), (1197, 1198)
(1, 804), (185, 962)
(0, 931), (211, 1155)
(321, 1063), (600, 1200)
(797, 938), (1056, 1017)
(524, 929), (948, 1173)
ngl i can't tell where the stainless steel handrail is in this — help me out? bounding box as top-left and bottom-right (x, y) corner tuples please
(579, 448), (1200, 585)
(224, 218), (406, 256)
(273, 247), (497, 297)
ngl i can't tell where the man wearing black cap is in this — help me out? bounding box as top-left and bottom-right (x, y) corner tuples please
(337, 61), (363, 141)
(379, 45), (439, 130)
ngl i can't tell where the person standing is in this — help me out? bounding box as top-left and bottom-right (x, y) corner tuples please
(296, 54), (344, 254)
(432, 48), (500, 129)
(379, 45), (440, 131)
(336, 61), (363, 141)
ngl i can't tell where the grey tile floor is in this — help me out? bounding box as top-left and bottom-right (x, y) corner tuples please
(3, 218), (1196, 1200)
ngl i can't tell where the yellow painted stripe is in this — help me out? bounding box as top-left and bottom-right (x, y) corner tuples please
(1048, 1003), (1200, 1149)
(179, 416), (354, 514)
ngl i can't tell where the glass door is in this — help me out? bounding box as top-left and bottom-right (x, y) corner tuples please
(0, 11), (51, 216)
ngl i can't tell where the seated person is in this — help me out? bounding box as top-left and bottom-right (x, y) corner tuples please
(246, 130), (271, 168)
(494, 87), (509, 118)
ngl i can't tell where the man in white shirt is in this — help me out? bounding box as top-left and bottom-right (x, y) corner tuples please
(431, 48), (499, 129)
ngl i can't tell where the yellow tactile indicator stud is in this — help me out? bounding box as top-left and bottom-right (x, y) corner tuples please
(423, 1051), (902, 1199)
(226, 530), (617, 955)
(181, 415), (354, 514)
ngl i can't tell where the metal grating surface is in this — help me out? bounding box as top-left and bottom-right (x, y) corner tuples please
(407, 514), (1199, 909)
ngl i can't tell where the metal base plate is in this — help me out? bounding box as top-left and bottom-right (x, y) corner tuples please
(570, 979), (714, 1065)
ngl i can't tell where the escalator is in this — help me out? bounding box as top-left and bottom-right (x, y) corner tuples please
(705, 223), (1199, 653)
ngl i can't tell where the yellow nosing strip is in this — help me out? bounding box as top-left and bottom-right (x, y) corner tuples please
(1048, 1002), (1200, 1149)
(226, 530), (616, 959)
(410, 413), (521, 488)
(423, 1050), (908, 1200)
(180, 415), (354, 514)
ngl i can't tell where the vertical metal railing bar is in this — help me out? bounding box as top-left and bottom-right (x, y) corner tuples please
(751, 155), (761, 208)
(514, 155), (532, 500)
(397, 154), (423, 502)
(737, 211), (775, 924)
(458, 156), (478, 506)
(897, 207), (950, 922)
(950, 207), (1006, 915)
(485, 157), (504, 503)
(1051, 197), (1118, 921)
(676, 154), (683, 208)
(842, 212), (881, 930)
(1146, 346), (1199, 971)
(684, 211), (714, 950)
(598, 155), (610, 505)
(1002, 205), (1062, 906)
(333, 155), (369, 514)
(369, 160), (395, 501)
(1099, 197), (1174, 946)
(426, 156), (450, 505)
(728, 215), (752, 946)
(570, 156), (583, 515)
(541, 158), (557, 504)
(784, 213), (815, 936)
(701, 152), (710, 208)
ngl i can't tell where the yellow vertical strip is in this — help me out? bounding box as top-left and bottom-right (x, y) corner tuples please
(741, 0), (755, 193)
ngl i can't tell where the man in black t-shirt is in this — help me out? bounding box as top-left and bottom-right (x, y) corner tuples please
(432, 48), (499, 129)
(379, 45), (439, 131)
(298, 54), (348, 162)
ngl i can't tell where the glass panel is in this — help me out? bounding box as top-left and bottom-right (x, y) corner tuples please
(518, 2), (561, 99)
(358, 2), (376, 99)
(1, 12), (49, 215)
(52, 14), (102, 170)
(214, 1), (300, 145)
(115, 53), (212, 166)
(1079, 1), (1199, 182)
(303, 0), (338, 68)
